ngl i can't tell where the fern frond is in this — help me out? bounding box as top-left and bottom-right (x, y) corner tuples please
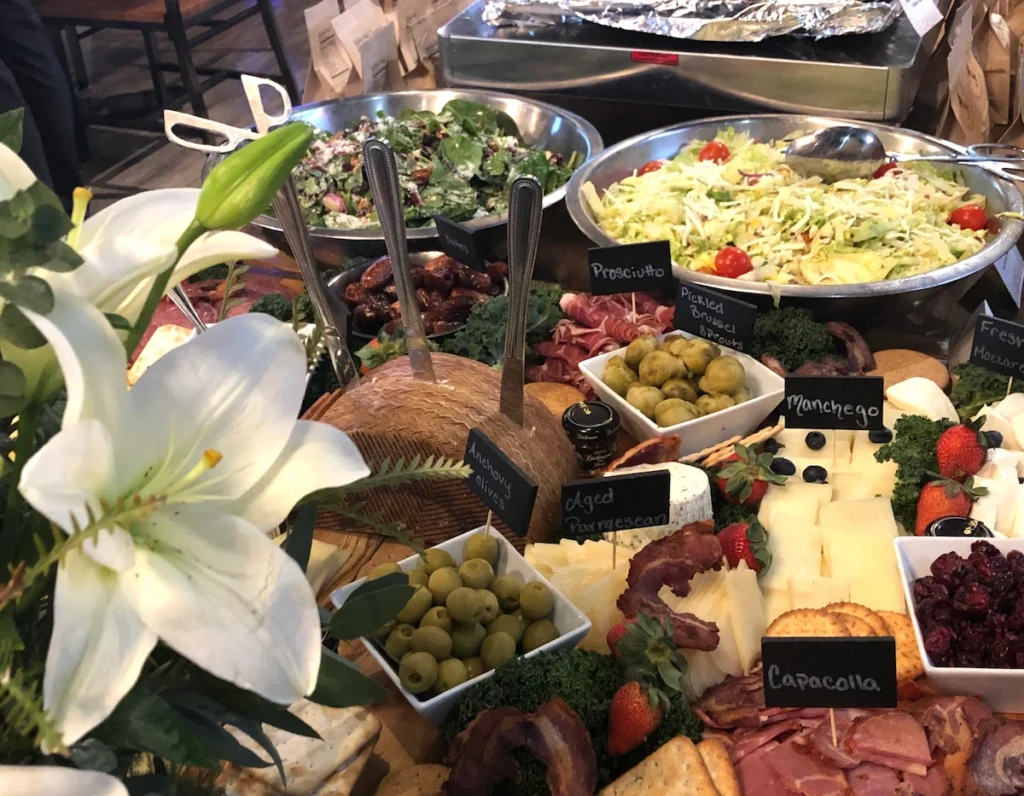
(312, 457), (470, 505)
(0, 648), (64, 753)
(217, 261), (250, 323)
(320, 501), (422, 552)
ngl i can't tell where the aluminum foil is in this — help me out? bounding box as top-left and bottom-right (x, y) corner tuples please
(481, 0), (901, 42)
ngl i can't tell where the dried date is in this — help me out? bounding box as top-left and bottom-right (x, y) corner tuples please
(342, 281), (368, 307)
(450, 287), (489, 304)
(360, 256), (394, 291)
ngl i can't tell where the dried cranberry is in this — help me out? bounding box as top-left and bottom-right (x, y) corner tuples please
(955, 650), (983, 668)
(973, 559), (996, 585)
(931, 552), (969, 587)
(924, 625), (956, 664)
(1008, 549), (1024, 571)
(952, 584), (992, 616)
(972, 540), (1001, 558)
(1016, 650), (1024, 668)
(1008, 596), (1024, 630)
(913, 577), (936, 604)
(992, 637), (1015, 668)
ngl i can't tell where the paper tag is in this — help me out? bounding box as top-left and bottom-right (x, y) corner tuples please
(394, 0), (428, 73)
(674, 282), (757, 352)
(560, 470), (671, 540)
(464, 429), (538, 537)
(333, 0), (389, 78)
(409, 0), (456, 66)
(305, 0), (352, 93)
(587, 241), (674, 296)
(784, 376), (885, 431)
(970, 315), (1024, 378)
(761, 638), (897, 709)
(899, 0), (943, 37)
(359, 23), (394, 93)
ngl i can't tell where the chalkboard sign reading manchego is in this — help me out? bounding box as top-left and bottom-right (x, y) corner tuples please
(784, 375), (884, 431)
(464, 428), (538, 536)
(561, 469), (670, 539)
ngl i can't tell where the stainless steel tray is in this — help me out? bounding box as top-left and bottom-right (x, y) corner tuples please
(566, 114), (1024, 320)
(230, 89), (602, 268)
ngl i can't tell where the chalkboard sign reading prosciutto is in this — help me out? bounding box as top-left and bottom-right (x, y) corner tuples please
(587, 241), (674, 295)
(464, 429), (538, 537)
(560, 470), (670, 539)
(434, 214), (485, 271)
(675, 283), (756, 351)
(784, 375), (884, 430)
(761, 638), (898, 709)
(970, 315), (1024, 379)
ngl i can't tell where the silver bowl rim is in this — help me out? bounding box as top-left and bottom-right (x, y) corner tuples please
(565, 113), (1024, 299)
(249, 88), (604, 242)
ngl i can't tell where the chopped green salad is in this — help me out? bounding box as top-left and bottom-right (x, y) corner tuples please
(581, 129), (990, 285)
(293, 100), (579, 230)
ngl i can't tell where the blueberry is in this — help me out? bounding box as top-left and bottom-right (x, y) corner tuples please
(986, 430), (1004, 449)
(869, 427), (893, 444)
(803, 465), (828, 483)
(771, 457), (796, 476)
(763, 438), (781, 454)
(805, 431), (826, 451)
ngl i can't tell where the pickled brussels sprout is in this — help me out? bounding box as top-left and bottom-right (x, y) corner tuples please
(668, 338), (693, 360)
(662, 378), (698, 402)
(606, 356), (632, 373)
(626, 385), (665, 419)
(657, 334), (684, 353)
(699, 355), (745, 395)
(655, 399), (702, 427)
(696, 393), (735, 415)
(681, 339), (717, 376)
(639, 350), (685, 387)
(730, 386), (753, 404)
(624, 336), (658, 370)
(603, 365), (638, 397)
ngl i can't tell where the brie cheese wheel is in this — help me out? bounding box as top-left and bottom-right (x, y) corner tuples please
(885, 377), (958, 423)
(998, 393), (1024, 420)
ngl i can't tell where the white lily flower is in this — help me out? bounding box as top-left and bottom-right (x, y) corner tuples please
(18, 289), (370, 746)
(1, 765), (128, 796)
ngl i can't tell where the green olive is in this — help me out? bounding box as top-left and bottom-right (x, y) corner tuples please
(696, 393), (735, 415)
(372, 621), (394, 641)
(655, 399), (702, 427)
(458, 558), (494, 590)
(522, 619), (559, 652)
(639, 350), (685, 387)
(446, 586), (485, 624)
(422, 548), (456, 575)
(395, 587), (433, 624)
(436, 658), (468, 693)
(477, 589), (500, 624)
(420, 606), (454, 633)
(399, 652), (438, 694)
(463, 533), (499, 567)
(384, 624), (416, 660)
(481, 632), (517, 671)
(624, 337), (658, 370)
(410, 625), (453, 660)
(662, 378), (698, 402)
(626, 385), (665, 420)
(698, 355), (746, 395)
(682, 339), (717, 376)
(368, 562), (402, 580)
(463, 656), (485, 679)
(490, 575), (523, 613)
(450, 622), (486, 658)
(486, 613), (524, 644)
(603, 365), (638, 397)
(519, 581), (554, 620)
(427, 567), (462, 604)
(407, 567), (429, 588)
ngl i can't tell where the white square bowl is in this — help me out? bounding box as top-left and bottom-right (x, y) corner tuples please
(894, 536), (1024, 712)
(329, 528), (591, 724)
(578, 333), (784, 455)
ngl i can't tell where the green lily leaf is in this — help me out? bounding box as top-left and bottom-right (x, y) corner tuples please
(328, 572), (413, 641)
(284, 504), (316, 572)
(69, 738), (118, 773)
(104, 313), (133, 332)
(190, 670), (320, 740)
(308, 648), (388, 707)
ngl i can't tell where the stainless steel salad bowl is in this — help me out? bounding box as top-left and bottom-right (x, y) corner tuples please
(566, 114), (1024, 322)
(225, 89), (603, 269)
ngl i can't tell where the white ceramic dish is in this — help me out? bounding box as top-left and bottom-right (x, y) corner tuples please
(579, 332), (784, 455)
(329, 527), (591, 724)
(894, 536), (1024, 712)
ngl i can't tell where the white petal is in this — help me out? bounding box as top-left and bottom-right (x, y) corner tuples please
(233, 420), (370, 531)
(43, 551), (157, 746)
(122, 313), (305, 502)
(22, 289), (127, 428)
(20, 420), (115, 534)
(83, 526), (135, 572)
(1, 766), (129, 796)
(76, 188), (200, 252)
(123, 510), (320, 701)
(0, 142), (38, 201)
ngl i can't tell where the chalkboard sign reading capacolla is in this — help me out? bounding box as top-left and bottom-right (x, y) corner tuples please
(587, 240), (674, 295)
(561, 469), (670, 539)
(674, 283), (757, 352)
(784, 375), (885, 431)
(970, 315), (1024, 379)
(464, 429), (538, 537)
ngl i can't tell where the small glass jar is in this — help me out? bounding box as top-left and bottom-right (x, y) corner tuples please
(562, 401), (620, 475)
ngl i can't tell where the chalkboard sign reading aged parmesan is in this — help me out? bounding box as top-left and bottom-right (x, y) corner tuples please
(434, 214), (485, 271)
(784, 375), (884, 431)
(464, 429), (538, 537)
(587, 241), (674, 295)
(560, 469), (670, 540)
(762, 638), (898, 709)
(675, 283), (756, 351)
(970, 315), (1024, 379)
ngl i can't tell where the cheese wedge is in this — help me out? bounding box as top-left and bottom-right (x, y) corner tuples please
(758, 482), (833, 529)
(997, 392), (1024, 420)
(789, 575), (850, 610)
(980, 450), (1020, 534)
(886, 377), (958, 423)
(763, 587), (792, 624)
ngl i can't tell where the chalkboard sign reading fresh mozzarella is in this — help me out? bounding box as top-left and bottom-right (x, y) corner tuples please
(761, 638), (897, 709)
(675, 283), (756, 351)
(434, 214), (485, 271)
(464, 429), (538, 536)
(784, 375), (884, 430)
(587, 241), (673, 295)
(970, 315), (1024, 379)
(560, 470), (670, 540)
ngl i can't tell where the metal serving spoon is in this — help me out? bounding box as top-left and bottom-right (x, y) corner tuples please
(784, 126), (1024, 182)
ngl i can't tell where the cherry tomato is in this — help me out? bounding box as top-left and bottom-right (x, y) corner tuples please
(949, 204), (988, 231)
(873, 162), (899, 179)
(698, 141), (731, 164)
(637, 160), (663, 175)
(714, 246), (753, 278)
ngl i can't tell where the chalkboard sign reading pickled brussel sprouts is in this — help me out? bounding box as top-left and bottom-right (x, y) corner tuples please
(675, 283), (756, 352)
(587, 241), (674, 295)
(464, 428), (538, 537)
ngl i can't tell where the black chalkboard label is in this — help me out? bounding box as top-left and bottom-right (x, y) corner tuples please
(970, 315), (1024, 379)
(464, 428), (538, 537)
(675, 283), (756, 351)
(762, 638), (897, 709)
(560, 470), (671, 540)
(434, 215), (485, 271)
(784, 375), (884, 430)
(588, 241), (674, 295)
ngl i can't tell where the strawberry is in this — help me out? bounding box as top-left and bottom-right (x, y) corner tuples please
(914, 476), (988, 536)
(607, 619), (636, 658)
(717, 519), (772, 574)
(715, 444), (786, 507)
(936, 421), (987, 481)
(607, 681), (667, 756)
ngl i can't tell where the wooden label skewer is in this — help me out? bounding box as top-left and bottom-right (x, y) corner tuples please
(484, 509), (493, 537)
(612, 531), (618, 570)
(1008, 376), (1015, 398)
(631, 292), (637, 323)
(829, 708), (838, 748)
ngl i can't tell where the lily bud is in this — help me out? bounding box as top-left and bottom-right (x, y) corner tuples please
(195, 122), (313, 231)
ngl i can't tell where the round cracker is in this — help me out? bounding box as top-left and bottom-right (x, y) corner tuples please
(765, 609), (850, 638)
(832, 612), (876, 637)
(376, 764), (451, 796)
(824, 602), (889, 637)
(877, 610), (925, 683)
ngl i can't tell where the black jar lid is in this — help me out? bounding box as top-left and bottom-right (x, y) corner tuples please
(562, 401), (620, 442)
(925, 515), (994, 538)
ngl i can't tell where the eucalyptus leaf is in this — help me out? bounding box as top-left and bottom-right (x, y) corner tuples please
(0, 303), (48, 349)
(0, 360), (27, 418)
(30, 203), (71, 246)
(329, 574), (413, 641)
(39, 240), (84, 272)
(308, 648), (388, 707)
(69, 738), (118, 773)
(0, 107), (24, 153)
(284, 504), (316, 572)
(24, 179), (66, 215)
(0, 275), (53, 314)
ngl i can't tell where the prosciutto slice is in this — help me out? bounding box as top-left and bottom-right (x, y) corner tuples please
(559, 293), (645, 343)
(534, 341), (590, 369)
(845, 713), (932, 776)
(764, 735), (851, 795)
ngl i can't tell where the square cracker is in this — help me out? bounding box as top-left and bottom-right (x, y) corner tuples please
(765, 609), (850, 638)
(698, 738), (740, 796)
(824, 602), (889, 636)
(877, 609), (924, 682)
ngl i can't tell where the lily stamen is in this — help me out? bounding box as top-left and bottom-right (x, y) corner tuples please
(66, 187), (92, 250)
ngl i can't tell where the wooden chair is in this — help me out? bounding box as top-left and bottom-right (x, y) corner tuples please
(33, 0), (301, 122)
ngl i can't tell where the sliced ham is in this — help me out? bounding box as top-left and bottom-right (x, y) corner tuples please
(907, 696), (992, 755)
(804, 710), (870, 769)
(901, 766), (950, 796)
(731, 720), (804, 764)
(845, 712), (932, 776)
(848, 764), (901, 796)
(736, 741), (791, 796)
(764, 734), (851, 795)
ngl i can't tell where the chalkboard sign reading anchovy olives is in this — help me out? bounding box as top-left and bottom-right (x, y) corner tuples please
(970, 315), (1024, 379)
(674, 283), (756, 352)
(464, 428), (538, 536)
(434, 214), (485, 271)
(761, 638), (897, 709)
(560, 470), (670, 540)
(784, 375), (884, 431)
(587, 241), (674, 295)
